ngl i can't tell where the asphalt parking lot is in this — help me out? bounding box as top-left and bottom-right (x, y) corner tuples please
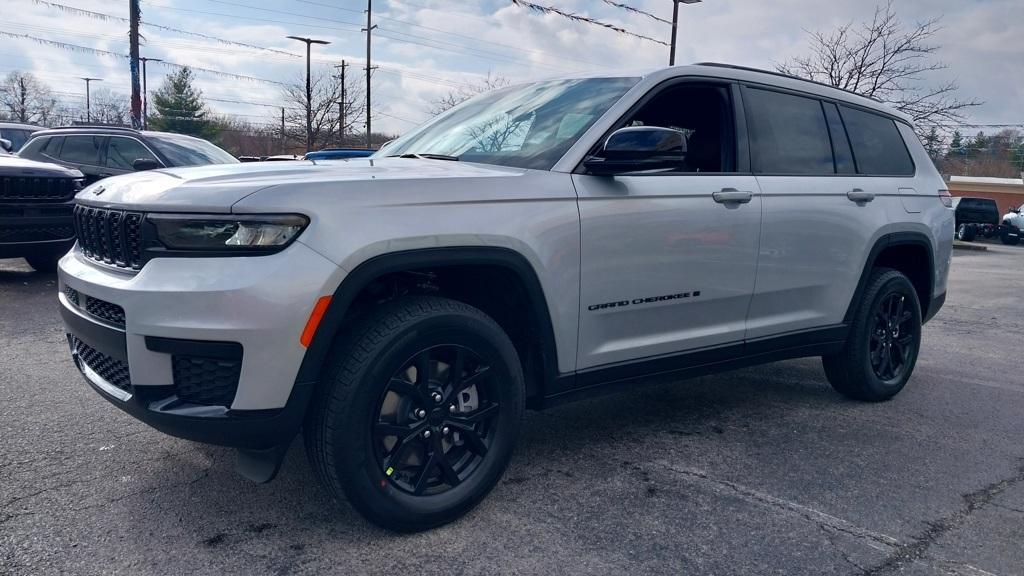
(2, 246), (1023, 576)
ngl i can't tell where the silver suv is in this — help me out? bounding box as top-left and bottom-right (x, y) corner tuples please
(57, 63), (954, 531)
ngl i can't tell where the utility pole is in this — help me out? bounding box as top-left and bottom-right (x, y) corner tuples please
(80, 77), (102, 123)
(363, 0), (376, 149)
(281, 107), (286, 154)
(335, 60), (348, 147)
(139, 57), (162, 130)
(287, 35), (331, 152)
(669, 0), (701, 66)
(129, 0), (142, 129)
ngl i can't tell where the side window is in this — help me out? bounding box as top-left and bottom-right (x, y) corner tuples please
(823, 103), (855, 174)
(744, 88), (833, 175)
(3, 129), (30, 151)
(618, 83), (735, 173)
(839, 106), (915, 176)
(106, 137), (158, 170)
(59, 135), (104, 166)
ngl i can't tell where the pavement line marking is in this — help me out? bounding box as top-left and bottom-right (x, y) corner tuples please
(660, 463), (900, 550)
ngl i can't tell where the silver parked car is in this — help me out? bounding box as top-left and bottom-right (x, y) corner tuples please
(57, 63), (954, 531)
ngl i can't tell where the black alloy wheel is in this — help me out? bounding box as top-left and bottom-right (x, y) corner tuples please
(373, 345), (500, 496)
(868, 292), (916, 383)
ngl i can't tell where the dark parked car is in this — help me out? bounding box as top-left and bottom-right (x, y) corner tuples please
(0, 150), (84, 272)
(303, 148), (376, 160)
(952, 196), (1020, 244)
(19, 126), (238, 185)
(0, 122), (43, 153)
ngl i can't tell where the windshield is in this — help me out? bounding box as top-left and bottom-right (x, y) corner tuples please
(147, 133), (239, 166)
(380, 77), (639, 170)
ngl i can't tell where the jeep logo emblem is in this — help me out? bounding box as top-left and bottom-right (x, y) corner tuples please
(93, 186), (105, 196)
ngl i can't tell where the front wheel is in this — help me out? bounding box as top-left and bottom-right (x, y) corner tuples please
(25, 251), (62, 273)
(1001, 226), (1021, 246)
(823, 269), (922, 401)
(305, 296), (524, 531)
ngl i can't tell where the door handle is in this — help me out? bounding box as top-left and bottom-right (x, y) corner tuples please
(847, 188), (875, 203)
(712, 188), (752, 204)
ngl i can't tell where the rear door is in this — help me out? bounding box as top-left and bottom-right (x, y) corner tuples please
(56, 134), (109, 184)
(743, 86), (890, 339)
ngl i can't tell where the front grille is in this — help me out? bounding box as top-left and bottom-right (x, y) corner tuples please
(64, 285), (80, 306)
(0, 176), (79, 202)
(74, 337), (131, 392)
(73, 205), (144, 269)
(0, 224), (75, 243)
(84, 296), (126, 327)
(173, 356), (242, 406)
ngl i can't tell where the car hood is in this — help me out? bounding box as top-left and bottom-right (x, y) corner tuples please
(73, 158), (525, 212)
(0, 155), (83, 178)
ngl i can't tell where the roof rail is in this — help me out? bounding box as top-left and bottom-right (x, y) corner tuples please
(48, 124), (140, 132)
(693, 62), (884, 104)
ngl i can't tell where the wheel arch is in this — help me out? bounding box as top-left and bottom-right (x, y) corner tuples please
(294, 247), (561, 405)
(845, 232), (936, 324)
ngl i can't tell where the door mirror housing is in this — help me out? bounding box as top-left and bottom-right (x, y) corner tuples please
(0, 138), (12, 153)
(584, 126), (687, 175)
(132, 158), (161, 171)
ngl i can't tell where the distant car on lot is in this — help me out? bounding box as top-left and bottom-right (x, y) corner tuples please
(304, 148), (376, 160)
(952, 197), (1020, 244)
(1003, 203), (1024, 232)
(19, 126), (238, 185)
(0, 150), (83, 271)
(0, 122), (44, 153)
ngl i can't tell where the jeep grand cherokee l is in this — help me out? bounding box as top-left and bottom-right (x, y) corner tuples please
(57, 63), (954, 531)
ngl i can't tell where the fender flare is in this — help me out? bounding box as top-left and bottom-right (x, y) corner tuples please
(293, 246), (561, 397)
(843, 231), (936, 324)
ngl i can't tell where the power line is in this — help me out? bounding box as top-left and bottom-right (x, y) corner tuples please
(600, 0), (672, 25)
(509, 0), (669, 46)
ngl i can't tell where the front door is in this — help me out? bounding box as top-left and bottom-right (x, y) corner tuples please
(574, 82), (761, 370)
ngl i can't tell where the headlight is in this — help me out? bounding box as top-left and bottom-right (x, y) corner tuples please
(147, 214), (308, 252)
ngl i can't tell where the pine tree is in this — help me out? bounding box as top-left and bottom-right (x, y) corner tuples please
(922, 127), (942, 159)
(948, 130), (964, 157)
(147, 67), (217, 139)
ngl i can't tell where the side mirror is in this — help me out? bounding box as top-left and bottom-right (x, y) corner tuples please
(132, 158), (161, 171)
(583, 126), (687, 176)
(0, 138), (12, 153)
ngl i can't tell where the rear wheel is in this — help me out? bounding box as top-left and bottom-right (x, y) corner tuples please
(305, 296), (524, 531)
(1000, 226), (1021, 245)
(823, 269), (922, 401)
(956, 223), (976, 242)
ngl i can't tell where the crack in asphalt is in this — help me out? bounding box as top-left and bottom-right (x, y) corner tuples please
(660, 463), (900, 550)
(862, 460), (1024, 575)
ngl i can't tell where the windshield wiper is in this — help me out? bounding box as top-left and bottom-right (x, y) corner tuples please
(387, 153), (459, 161)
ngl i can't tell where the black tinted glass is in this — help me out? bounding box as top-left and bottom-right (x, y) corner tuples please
(745, 88), (833, 174)
(106, 137), (158, 169)
(823, 103), (855, 174)
(840, 106), (914, 176)
(60, 135), (103, 165)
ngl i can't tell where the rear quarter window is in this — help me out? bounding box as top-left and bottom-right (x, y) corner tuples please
(839, 106), (915, 176)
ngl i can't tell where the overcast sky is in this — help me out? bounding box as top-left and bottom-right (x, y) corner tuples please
(1, 0), (1020, 135)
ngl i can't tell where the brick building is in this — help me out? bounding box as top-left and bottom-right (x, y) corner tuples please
(947, 175), (1024, 214)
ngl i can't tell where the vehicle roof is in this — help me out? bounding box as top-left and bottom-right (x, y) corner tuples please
(0, 122), (44, 130)
(27, 126), (208, 140)
(538, 62), (913, 125)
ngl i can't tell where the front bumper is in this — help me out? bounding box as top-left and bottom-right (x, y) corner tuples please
(58, 241), (341, 449)
(0, 202), (75, 258)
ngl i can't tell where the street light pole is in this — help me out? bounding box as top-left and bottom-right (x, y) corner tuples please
(80, 77), (102, 123)
(139, 57), (162, 130)
(669, 0), (701, 66)
(287, 35), (331, 152)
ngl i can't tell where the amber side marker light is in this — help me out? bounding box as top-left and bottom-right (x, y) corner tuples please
(301, 296), (333, 348)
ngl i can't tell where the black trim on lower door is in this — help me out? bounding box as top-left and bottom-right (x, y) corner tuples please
(540, 324), (847, 408)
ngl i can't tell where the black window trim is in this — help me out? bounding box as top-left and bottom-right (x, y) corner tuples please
(573, 75), (751, 176)
(738, 81), (918, 179)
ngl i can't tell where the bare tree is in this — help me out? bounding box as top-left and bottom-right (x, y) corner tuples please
(777, 1), (980, 131)
(0, 71), (57, 124)
(429, 72), (511, 116)
(280, 69), (365, 151)
(86, 88), (132, 126)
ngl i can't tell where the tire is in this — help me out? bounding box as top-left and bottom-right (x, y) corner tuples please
(1000, 226), (1021, 246)
(304, 296), (524, 531)
(823, 268), (922, 402)
(24, 251), (61, 273)
(956, 223), (976, 242)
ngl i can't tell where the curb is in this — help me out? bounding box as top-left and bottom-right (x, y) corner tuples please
(953, 241), (988, 252)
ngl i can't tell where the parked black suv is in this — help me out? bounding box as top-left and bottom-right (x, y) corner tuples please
(0, 150), (84, 272)
(19, 126), (238, 185)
